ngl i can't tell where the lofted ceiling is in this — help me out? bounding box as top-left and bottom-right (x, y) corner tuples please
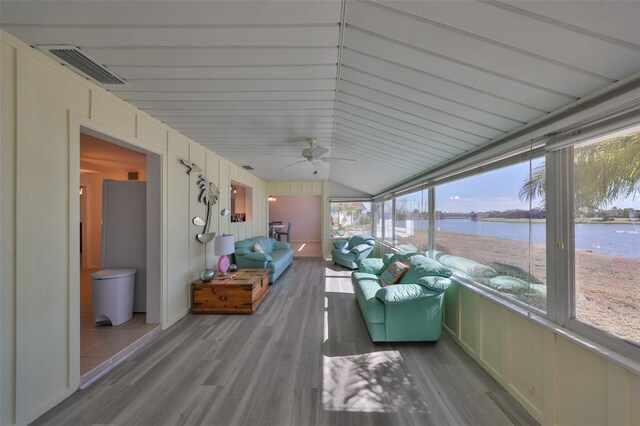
(2, 1), (640, 195)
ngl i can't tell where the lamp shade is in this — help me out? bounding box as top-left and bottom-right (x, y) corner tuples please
(214, 234), (235, 256)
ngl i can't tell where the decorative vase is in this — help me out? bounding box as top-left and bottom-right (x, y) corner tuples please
(199, 268), (215, 282)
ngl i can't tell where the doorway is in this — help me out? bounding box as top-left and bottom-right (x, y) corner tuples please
(268, 195), (322, 257)
(78, 130), (162, 386)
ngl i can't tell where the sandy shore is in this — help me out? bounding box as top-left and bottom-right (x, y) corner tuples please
(476, 217), (639, 224)
(396, 231), (639, 343)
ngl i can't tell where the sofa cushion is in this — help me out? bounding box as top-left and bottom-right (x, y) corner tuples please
(375, 284), (437, 304)
(398, 255), (452, 284)
(383, 251), (420, 269)
(235, 248), (250, 256)
(350, 243), (373, 254)
(488, 276), (529, 293)
(347, 235), (374, 249)
(334, 239), (348, 250)
(332, 248), (356, 262)
(379, 261), (409, 286)
(438, 255), (497, 279)
(242, 252), (272, 262)
(252, 236), (275, 254)
(352, 272), (379, 283)
(355, 279), (385, 323)
(417, 276), (452, 292)
(357, 258), (386, 275)
(235, 239), (256, 252)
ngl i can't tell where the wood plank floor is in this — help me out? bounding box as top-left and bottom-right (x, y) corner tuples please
(33, 259), (538, 426)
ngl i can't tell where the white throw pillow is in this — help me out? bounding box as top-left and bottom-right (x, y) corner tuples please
(253, 243), (264, 253)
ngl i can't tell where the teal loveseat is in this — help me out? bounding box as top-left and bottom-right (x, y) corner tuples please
(331, 235), (376, 269)
(351, 253), (453, 342)
(234, 236), (293, 283)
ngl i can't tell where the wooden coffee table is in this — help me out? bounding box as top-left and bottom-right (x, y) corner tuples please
(191, 268), (270, 314)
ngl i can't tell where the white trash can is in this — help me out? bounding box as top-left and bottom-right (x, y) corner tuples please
(90, 268), (137, 326)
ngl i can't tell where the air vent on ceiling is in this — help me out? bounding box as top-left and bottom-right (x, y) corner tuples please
(36, 45), (126, 85)
(241, 165), (255, 170)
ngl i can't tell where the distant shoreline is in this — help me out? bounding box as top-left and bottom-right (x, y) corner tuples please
(451, 218), (640, 224)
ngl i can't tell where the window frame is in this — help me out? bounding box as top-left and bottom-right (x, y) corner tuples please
(557, 141), (640, 361)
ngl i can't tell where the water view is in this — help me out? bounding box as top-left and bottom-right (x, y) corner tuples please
(403, 219), (640, 258)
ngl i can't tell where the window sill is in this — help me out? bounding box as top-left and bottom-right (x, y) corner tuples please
(452, 275), (640, 376)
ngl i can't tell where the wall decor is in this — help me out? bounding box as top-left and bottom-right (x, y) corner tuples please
(180, 159), (202, 175)
(180, 159), (220, 244)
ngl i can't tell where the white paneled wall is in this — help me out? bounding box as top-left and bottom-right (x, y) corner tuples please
(166, 132), (191, 325)
(444, 284), (640, 425)
(0, 31), (267, 425)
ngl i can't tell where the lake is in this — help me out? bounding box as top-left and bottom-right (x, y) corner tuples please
(408, 219), (640, 259)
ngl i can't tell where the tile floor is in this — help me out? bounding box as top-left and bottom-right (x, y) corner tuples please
(80, 269), (160, 384)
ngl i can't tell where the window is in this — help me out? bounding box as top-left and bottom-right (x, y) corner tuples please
(394, 189), (429, 252)
(365, 119), (640, 360)
(572, 127), (640, 346)
(372, 201), (382, 239)
(383, 199), (394, 244)
(330, 202), (371, 238)
(434, 158), (547, 311)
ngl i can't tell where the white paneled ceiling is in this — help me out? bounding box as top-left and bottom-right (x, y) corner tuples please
(2, 0), (640, 195)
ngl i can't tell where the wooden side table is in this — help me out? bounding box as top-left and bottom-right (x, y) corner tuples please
(191, 268), (270, 314)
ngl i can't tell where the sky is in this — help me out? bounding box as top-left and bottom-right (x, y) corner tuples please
(395, 157), (639, 214)
(436, 159), (543, 212)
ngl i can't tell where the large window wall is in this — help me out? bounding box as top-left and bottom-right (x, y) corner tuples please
(434, 159), (547, 311)
(370, 123), (640, 357)
(330, 201), (371, 238)
(394, 188), (429, 252)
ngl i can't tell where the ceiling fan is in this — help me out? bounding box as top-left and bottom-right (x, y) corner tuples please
(280, 138), (356, 174)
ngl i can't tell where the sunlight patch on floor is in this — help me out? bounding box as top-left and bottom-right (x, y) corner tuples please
(322, 351), (429, 413)
(324, 278), (354, 294)
(324, 297), (329, 343)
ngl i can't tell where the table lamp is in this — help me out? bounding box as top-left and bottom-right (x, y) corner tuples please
(214, 234), (235, 276)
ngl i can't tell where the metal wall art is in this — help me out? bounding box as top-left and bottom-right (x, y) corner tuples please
(181, 159), (220, 244)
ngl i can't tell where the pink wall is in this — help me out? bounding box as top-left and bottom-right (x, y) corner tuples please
(269, 195), (321, 242)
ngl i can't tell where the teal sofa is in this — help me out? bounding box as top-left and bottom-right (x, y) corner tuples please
(331, 235), (376, 269)
(234, 236), (293, 283)
(351, 253), (453, 342)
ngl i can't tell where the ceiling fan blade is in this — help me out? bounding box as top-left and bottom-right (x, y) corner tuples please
(310, 146), (329, 157)
(279, 160), (307, 170)
(320, 156), (356, 162)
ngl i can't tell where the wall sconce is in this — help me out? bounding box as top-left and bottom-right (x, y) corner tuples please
(268, 195), (277, 202)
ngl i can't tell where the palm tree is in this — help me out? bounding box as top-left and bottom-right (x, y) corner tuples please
(197, 176), (220, 239)
(519, 132), (640, 211)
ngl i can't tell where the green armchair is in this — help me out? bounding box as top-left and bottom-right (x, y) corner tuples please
(331, 235), (376, 269)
